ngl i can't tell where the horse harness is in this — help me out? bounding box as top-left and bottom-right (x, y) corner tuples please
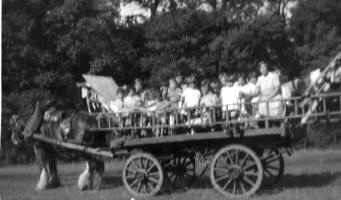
(43, 108), (73, 141)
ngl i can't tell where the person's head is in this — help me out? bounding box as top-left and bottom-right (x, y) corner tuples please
(210, 80), (220, 95)
(128, 87), (136, 96)
(188, 80), (196, 89)
(259, 61), (269, 76)
(237, 74), (246, 86)
(175, 73), (183, 85)
(144, 91), (151, 101)
(169, 78), (177, 89)
(225, 74), (236, 87)
(201, 79), (210, 95)
(248, 72), (257, 85)
(116, 88), (123, 100)
(162, 89), (168, 101)
(134, 78), (142, 93)
(181, 82), (188, 90)
(219, 72), (227, 85)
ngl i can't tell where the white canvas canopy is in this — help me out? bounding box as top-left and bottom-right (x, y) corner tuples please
(82, 74), (119, 104)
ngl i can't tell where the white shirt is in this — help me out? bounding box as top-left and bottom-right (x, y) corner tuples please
(256, 72), (281, 97)
(110, 99), (123, 113)
(281, 81), (295, 99)
(181, 87), (201, 108)
(124, 95), (141, 110)
(241, 83), (256, 96)
(200, 93), (219, 107)
(256, 72), (283, 116)
(221, 85), (241, 111)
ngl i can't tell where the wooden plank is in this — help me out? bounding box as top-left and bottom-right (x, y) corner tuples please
(123, 127), (285, 147)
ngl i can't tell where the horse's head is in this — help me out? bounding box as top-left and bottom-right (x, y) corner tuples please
(9, 114), (25, 146)
(22, 101), (43, 138)
(10, 102), (43, 145)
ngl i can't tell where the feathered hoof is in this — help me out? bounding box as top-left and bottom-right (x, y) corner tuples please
(36, 169), (49, 191)
(78, 162), (90, 190)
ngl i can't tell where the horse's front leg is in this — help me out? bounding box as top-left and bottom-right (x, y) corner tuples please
(34, 144), (50, 191)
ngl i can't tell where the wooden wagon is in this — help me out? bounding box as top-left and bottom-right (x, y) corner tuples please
(32, 53), (341, 198)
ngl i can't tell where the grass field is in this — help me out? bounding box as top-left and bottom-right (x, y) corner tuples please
(1, 149), (341, 200)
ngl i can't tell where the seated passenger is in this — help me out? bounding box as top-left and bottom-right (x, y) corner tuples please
(235, 74), (247, 115)
(200, 80), (219, 125)
(242, 72), (258, 115)
(200, 80), (219, 110)
(168, 78), (182, 110)
(220, 74), (241, 119)
(179, 76), (201, 135)
(179, 76), (201, 118)
(123, 87), (141, 128)
(123, 87), (141, 111)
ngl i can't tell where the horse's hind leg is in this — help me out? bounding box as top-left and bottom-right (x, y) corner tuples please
(78, 159), (104, 190)
(78, 161), (90, 190)
(48, 156), (60, 188)
(34, 143), (50, 191)
(89, 160), (105, 190)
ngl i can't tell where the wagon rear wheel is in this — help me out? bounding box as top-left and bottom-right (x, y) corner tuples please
(122, 152), (164, 197)
(164, 154), (196, 189)
(210, 144), (263, 198)
(261, 148), (284, 183)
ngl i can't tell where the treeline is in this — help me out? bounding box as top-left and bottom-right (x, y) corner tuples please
(1, 0), (341, 164)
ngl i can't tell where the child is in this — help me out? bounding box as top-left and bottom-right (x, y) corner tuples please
(200, 80), (219, 127)
(220, 74), (241, 119)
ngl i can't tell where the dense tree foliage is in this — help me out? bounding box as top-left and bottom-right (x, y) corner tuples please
(1, 0), (341, 164)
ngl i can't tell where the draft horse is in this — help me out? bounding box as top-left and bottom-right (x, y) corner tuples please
(10, 102), (109, 191)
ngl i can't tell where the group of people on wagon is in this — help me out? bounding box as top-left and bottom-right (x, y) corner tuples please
(98, 61), (297, 136)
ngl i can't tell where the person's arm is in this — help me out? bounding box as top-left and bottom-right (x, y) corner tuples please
(240, 85), (260, 99)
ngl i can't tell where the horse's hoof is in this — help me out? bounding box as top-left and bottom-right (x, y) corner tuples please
(36, 183), (47, 191)
(49, 177), (61, 188)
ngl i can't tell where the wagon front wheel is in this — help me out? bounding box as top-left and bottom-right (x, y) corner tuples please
(122, 152), (164, 197)
(210, 144), (263, 198)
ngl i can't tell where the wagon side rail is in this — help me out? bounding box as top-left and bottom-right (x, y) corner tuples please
(88, 92), (341, 132)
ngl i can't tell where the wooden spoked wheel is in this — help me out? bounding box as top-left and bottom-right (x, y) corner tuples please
(261, 149), (284, 183)
(164, 155), (196, 189)
(122, 152), (164, 197)
(210, 144), (263, 198)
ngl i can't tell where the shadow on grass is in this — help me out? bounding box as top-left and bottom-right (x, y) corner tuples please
(102, 175), (122, 189)
(260, 172), (341, 195)
(189, 172), (340, 195)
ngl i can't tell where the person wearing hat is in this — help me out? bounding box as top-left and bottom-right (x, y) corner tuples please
(220, 73), (242, 119)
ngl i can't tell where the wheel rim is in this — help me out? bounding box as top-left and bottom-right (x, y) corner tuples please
(165, 155), (196, 189)
(210, 144), (263, 198)
(261, 149), (284, 183)
(123, 152), (164, 197)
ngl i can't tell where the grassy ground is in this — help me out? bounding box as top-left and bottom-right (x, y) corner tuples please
(0, 149), (341, 200)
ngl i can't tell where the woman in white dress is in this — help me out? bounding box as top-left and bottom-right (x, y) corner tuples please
(241, 61), (283, 118)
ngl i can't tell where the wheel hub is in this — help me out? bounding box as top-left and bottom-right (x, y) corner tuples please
(229, 165), (243, 180)
(136, 170), (148, 182)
